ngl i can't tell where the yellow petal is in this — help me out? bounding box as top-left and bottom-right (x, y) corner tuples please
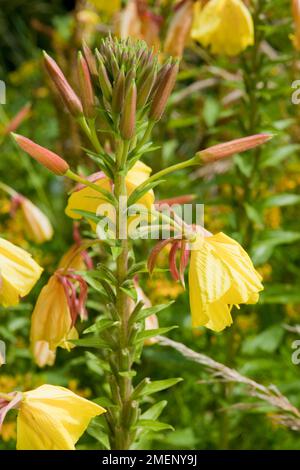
(191, 0), (254, 56)
(30, 275), (72, 352)
(21, 198), (53, 244)
(17, 385), (105, 450)
(0, 238), (43, 307)
(65, 162), (155, 231)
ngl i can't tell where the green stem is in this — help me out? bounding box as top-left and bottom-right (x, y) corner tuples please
(108, 138), (137, 450)
(133, 155), (198, 196)
(78, 116), (103, 153)
(134, 121), (155, 153)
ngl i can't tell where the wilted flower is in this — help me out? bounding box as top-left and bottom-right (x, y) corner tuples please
(0, 385), (105, 450)
(30, 269), (88, 367)
(0, 238), (43, 307)
(191, 0), (254, 56)
(164, 0), (194, 58)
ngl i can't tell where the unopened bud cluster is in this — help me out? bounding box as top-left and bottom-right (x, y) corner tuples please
(44, 37), (178, 142)
(91, 37), (178, 139)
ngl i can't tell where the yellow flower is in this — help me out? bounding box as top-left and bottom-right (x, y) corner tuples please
(89, 0), (120, 15)
(18, 197), (53, 244)
(65, 161), (155, 230)
(188, 232), (263, 332)
(191, 0), (254, 56)
(0, 238), (43, 307)
(30, 275), (77, 367)
(16, 384), (105, 449)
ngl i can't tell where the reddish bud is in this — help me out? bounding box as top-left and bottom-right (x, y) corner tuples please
(12, 133), (69, 175)
(43, 51), (83, 117)
(120, 80), (137, 140)
(197, 134), (273, 163)
(150, 62), (179, 121)
(3, 102), (31, 135)
(78, 52), (95, 119)
(82, 42), (98, 79)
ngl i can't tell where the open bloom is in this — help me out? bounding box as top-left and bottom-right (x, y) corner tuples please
(65, 161), (155, 230)
(0, 238), (43, 307)
(0, 385), (105, 450)
(30, 270), (88, 367)
(188, 232), (263, 332)
(191, 0), (254, 56)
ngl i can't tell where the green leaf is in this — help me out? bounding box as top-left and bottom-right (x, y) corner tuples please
(141, 401), (168, 420)
(135, 420), (174, 431)
(259, 284), (300, 304)
(252, 231), (300, 264)
(111, 245), (123, 260)
(83, 319), (118, 335)
(203, 96), (220, 127)
(142, 378), (183, 396)
(71, 336), (111, 349)
(262, 193), (300, 208)
(127, 180), (165, 208)
(260, 144), (300, 168)
(93, 397), (118, 408)
(242, 325), (284, 355)
(244, 203), (263, 227)
(136, 326), (178, 343)
(133, 301), (175, 323)
(86, 420), (110, 449)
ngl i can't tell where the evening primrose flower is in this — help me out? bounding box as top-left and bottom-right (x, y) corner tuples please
(65, 161), (155, 230)
(188, 232), (263, 332)
(191, 0), (254, 56)
(0, 385), (105, 449)
(30, 269), (88, 367)
(0, 238), (43, 307)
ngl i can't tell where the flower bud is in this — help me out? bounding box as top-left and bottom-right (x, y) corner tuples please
(96, 51), (113, 100)
(82, 41), (98, 79)
(12, 133), (69, 175)
(3, 102), (31, 135)
(137, 65), (157, 109)
(197, 134), (273, 163)
(120, 80), (137, 140)
(43, 51), (83, 117)
(112, 66), (125, 114)
(78, 52), (95, 119)
(149, 61), (179, 121)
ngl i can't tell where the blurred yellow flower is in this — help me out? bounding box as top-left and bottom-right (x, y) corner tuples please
(188, 232), (263, 332)
(16, 384), (105, 449)
(18, 197), (53, 244)
(191, 0), (254, 56)
(0, 238), (43, 307)
(89, 0), (120, 15)
(65, 161), (155, 230)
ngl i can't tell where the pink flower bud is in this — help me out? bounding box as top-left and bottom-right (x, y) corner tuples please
(12, 133), (69, 175)
(43, 51), (83, 117)
(3, 102), (31, 135)
(197, 134), (273, 163)
(78, 52), (95, 119)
